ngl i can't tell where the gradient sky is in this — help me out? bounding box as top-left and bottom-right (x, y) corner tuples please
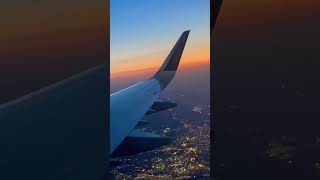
(110, 0), (210, 75)
(0, 0), (108, 103)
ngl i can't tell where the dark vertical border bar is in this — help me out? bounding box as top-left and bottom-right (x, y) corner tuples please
(211, 0), (223, 179)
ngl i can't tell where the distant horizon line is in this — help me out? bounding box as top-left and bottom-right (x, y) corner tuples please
(110, 60), (209, 79)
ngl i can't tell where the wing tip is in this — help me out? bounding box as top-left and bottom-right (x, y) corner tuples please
(152, 30), (190, 90)
(160, 30), (190, 72)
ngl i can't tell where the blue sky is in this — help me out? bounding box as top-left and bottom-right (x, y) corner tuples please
(110, 0), (210, 73)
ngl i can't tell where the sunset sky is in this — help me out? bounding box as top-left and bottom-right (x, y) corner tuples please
(110, 0), (210, 76)
(0, 0), (108, 103)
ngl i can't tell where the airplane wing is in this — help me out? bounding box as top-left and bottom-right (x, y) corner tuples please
(110, 30), (190, 156)
(0, 65), (108, 179)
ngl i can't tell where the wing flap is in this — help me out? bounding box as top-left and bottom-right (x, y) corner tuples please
(111, 129), (172, 157)
(146, 101), (177, 115)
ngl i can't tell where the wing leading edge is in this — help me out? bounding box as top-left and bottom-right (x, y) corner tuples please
(110, 30), (190, 156)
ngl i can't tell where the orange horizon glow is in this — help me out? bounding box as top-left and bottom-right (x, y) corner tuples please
(110, 59), (209, 80)
(111, 41), (210, 75)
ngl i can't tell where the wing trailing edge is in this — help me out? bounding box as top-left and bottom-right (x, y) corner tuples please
(111, 129), (172, 157)
(146, 101), (177, 115)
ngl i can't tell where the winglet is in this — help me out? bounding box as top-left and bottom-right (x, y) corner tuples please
(152, 30), (190, 90)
